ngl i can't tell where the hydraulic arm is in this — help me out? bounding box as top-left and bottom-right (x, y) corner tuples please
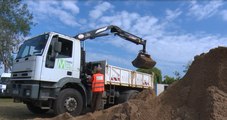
(74, 25), (156, 69)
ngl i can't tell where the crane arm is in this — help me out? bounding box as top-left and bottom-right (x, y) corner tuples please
(74, 25), (156, 69)
(74, 25), (147, 53)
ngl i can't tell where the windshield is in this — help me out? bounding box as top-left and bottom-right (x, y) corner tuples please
(16, 34), (49, 59)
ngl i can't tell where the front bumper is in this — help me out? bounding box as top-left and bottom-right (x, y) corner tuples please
(10, 83), (39, 99)
(8, 81), (57, 101)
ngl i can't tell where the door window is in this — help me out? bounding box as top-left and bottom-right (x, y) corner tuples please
(57, 38), (73, 58)
(45, 36), (73, 68)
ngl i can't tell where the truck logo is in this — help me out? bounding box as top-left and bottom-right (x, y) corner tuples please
(57, 59), (73, 70)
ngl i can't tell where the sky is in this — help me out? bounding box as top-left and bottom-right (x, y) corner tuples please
(14, 0), (227, 77)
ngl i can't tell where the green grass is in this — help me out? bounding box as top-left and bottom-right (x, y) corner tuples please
(0, 98), (55, 120)
(0, 98), (13, 103)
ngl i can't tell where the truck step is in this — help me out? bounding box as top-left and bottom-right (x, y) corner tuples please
(41, 107), (50, 109)
(108, 85), (115, 104)
(40, 86), (56, 89)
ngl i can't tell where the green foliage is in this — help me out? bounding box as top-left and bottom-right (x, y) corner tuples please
(183, 61), (192, 73)
(162, 60), (193, 85)
(137, 67), (162, 83)
(173, 71), (181, 80)
(0, 0), (33, 72)
(162, 75), (176, 84)
(162, 71), (181, 84)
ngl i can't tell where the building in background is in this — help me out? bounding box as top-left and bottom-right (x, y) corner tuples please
(155, 84), (168, 96)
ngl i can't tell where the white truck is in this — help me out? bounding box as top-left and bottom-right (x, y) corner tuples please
(8, 25), (156, 115)
(0, 73), (11, 97)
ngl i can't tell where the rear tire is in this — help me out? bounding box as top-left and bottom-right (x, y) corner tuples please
(26, 104), (49, 114)
(53, 88), (83, 116)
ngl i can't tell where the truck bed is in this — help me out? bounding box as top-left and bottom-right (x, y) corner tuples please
(90, 61), (154, 89)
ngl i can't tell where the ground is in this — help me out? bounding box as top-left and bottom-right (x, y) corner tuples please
(0, 98), (54, 120)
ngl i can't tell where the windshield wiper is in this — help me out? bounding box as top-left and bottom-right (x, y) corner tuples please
(24, 54), (32, 58)
(16, 57), (21, 59)
(15, 54), (32, 59)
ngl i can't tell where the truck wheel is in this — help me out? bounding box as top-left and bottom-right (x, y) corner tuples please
(54, 88), (83, 116)
(117, 90), (139, 103)
(26, 104), (49, 114)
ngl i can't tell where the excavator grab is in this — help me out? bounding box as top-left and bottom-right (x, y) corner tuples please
(132, 52), (156, 69)
(74, 25), (156, 69)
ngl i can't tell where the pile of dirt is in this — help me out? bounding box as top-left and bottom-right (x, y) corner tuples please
(34, 112), (73, 120)
(42, 47), (227, 120)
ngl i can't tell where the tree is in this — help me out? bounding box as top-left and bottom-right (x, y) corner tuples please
(137, 67), (162, 83)
(162, 71), (181, 84)
(173, 71), (181, 80)
(0, 0), (33, 72)
(183, 61), (192, 73)
(162, 75), (176, 84)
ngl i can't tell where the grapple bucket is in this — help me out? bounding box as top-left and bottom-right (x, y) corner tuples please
(132, 52), (156, 69)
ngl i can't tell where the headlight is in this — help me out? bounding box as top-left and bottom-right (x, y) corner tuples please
(25, 89), (31, 96)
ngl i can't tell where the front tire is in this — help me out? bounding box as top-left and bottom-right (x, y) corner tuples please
(26, 104), (49, 114)
(53, 88), (83, 116)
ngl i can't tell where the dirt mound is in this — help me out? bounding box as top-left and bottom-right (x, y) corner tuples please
(34, 112), (73, 120)
(71, 89), (155, 120)
(143, 46), (227, 120)
(42, 46), (227, 120)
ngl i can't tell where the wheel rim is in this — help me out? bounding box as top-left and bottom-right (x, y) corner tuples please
(64, 97), (78, 112)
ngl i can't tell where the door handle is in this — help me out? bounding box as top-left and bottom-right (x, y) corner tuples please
(67, 71), (72, 76)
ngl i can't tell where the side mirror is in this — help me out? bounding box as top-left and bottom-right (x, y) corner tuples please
(12, 46), (20, 54)
(54, 41), (62, 53)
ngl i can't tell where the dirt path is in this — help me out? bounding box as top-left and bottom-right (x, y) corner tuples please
(0, 99), (55, 120)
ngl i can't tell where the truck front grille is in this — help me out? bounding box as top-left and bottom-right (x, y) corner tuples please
(11, 70), (32, 80)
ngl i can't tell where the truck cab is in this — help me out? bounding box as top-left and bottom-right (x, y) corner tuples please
(9, 32), (86, 115)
